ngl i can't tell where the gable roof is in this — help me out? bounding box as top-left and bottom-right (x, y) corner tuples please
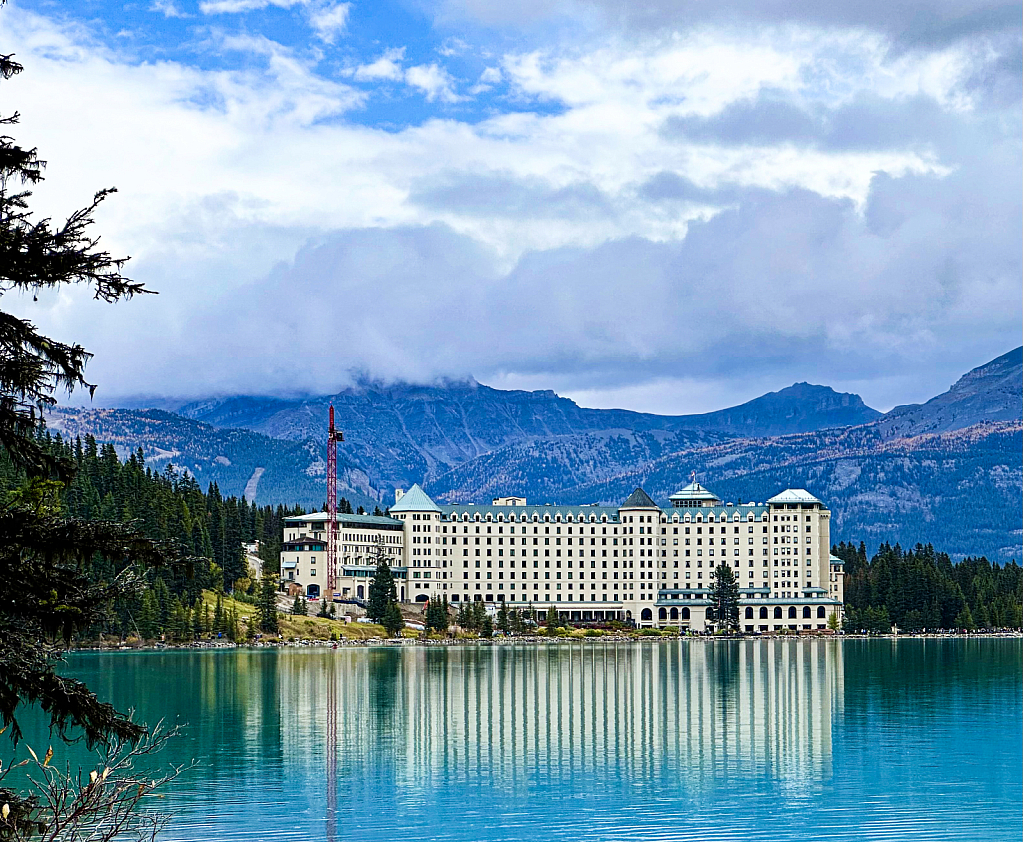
(390, 483), (442, 513)
(621, 487), (659, 509)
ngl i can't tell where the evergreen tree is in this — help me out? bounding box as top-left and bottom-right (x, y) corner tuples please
(457, 600), (476, 630)
(497, 600), (510, 635)
(710, 565), (740, 631)
(367, 560), (397, 623)
(545, 605), (560, 631)
(227, 608), (240, 642)
(257, 570), (279, 634)
(0, 38), (172, 783)
(137, 590), (159, 640)
(425, 596), (448, 633)
(955, 604), (976, 630)
(191, 597), (205, 638)
(292, 594), (307, 616)
(213, 592), (225, 635)
(382, 601), (405, 637)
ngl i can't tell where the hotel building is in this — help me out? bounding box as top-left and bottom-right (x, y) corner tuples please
(280, 482), (845, 633)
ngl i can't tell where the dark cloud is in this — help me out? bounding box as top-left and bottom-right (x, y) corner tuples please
(443, 0), (1022, 48)
(663, 92), (986, 154)
(110, 130), (1019, 412)
(664, 95), (818, 146)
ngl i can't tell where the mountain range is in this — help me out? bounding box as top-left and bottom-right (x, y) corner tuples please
(46, 347), (1022, 560)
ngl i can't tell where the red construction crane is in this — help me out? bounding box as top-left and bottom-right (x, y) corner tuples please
(326, 405), (344, 597)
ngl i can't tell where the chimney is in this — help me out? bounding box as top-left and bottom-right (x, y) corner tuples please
(395, 489), (405, 503)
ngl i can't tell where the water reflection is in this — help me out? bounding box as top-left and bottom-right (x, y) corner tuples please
(23, 639), (1019, 842)
(293, 640), (843, 833)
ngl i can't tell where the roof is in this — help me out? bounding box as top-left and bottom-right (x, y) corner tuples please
(669, 482), (721, 502)
(767, 489), (822, 505)
(439, 503), (622, 522)
(389, 484), (442, 513)
(621, 487), (659, 509)
(284, 512), (402, 528)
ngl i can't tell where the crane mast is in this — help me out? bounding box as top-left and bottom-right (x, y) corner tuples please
(326, 405), (344, 597)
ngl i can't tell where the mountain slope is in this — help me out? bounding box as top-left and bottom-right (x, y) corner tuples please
(668, 381), (881, 435)
(558, 421), (1022, 563)
(163, 378), (879, 495)
(44, 408), (379, 510)
(53, 349), (1021, 560)
(427, 428), (730, 503)
(878, 346), (1022, 438)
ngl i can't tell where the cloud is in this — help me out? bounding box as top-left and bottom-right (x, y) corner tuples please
(309, 2), (351, 43)
(352, 48), (406, 82)
(404, 63), (459, 102)
(439, 0), (1021, 48)
(150, 0), (190, 18)
(3, 5), (1019, 414)
(133, 150), (1019, 410)
(469, 65), (502, 94)
(200, 0), (304, 12)
(199, 0), (351, 44)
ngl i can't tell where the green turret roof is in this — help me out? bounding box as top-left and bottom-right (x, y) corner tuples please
(390, 483), (442, 513)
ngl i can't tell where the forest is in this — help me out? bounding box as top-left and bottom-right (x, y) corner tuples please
(3, 430), (1020, 641)
(0, 430), (304, 641)
(832, 540), (1023, 632)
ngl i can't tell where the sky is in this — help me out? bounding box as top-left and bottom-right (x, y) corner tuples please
(2, 0), (1020, 414)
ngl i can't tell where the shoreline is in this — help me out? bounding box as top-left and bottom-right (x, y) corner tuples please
(71, 630), (1023, 652)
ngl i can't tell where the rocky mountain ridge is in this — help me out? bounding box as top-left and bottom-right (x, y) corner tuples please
(47, 348), (1022, 558)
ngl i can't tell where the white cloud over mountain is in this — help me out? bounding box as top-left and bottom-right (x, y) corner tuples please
(2, 1), (1019, 414)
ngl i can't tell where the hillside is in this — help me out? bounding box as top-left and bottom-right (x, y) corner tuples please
(878, 346), (1022, 438)
(49, 348), (1021, 559)
(555, 422), (1022, 563)
(44, 408), (379, 510)
(667, 381), (880, 434)
(427, 428), (731, 503)
(154, 378), (880, 495)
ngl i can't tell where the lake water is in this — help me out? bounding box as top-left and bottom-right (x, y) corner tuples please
(17, 639), (1022, 841)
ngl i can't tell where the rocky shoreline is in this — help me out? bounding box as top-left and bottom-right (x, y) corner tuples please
(72, 629), (1023, 652)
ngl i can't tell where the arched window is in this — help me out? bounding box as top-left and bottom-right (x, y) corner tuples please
(745, 607), (754, 619)
(774, 607), (782, 619)
(658, 608), (667, 620)
(759, 607), (768, 619)
(803, 606), (812, 618)
(788, 606), (797, 619)
(817, 606), (826, 618)
(681, 607), (691, 620)
(669, 607), (679, 620)
(641, 608), (653, 622)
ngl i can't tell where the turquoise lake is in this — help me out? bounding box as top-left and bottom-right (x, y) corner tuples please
(16, 639), (1022, 841)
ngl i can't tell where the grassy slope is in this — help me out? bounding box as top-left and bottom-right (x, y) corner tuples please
(200, 591), (388, 640)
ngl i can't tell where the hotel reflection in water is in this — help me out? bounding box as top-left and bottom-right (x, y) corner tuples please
(278, 639), (843, 832)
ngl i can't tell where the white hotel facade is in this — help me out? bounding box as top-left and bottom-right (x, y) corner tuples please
(280, 482), (845, 633)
